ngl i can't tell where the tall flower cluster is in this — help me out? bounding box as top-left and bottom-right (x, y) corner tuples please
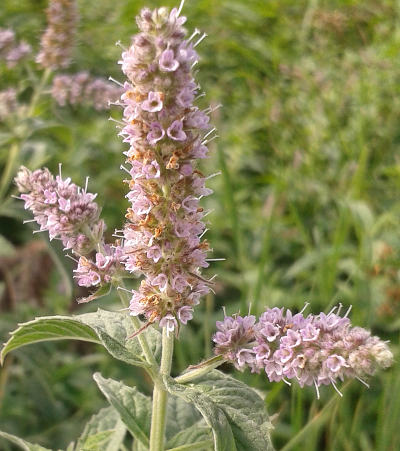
(52, 72), (124, 111)
(36, 0), (78, 70)
(119, 7), (214, 332)
(213, 306), (393, 397)
(15, 166), (104, 255)
(0, 28), (31, 68)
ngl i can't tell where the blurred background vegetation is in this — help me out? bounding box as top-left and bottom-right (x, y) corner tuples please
(1, 0), (400, 449)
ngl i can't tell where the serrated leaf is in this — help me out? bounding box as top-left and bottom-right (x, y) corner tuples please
(0, 431), (51, 451)
(165, 423), (212, 449)
(77, 406), (126, 451)
(1, 309), (161, 367)
(0, 317), (100, 364)
(93, 373), (151, 448)
(166, 396), (203, 440)
(164, 370), (274, 451)
(166, 395), (212, 449)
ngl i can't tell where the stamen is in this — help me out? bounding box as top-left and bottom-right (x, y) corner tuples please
(282, 378), (292, 386)
(194, 32), (208, 47)
(115, 40), (127, 50)
(330, 379), (343, 397)
(314, 379), (320, 399)
(109, 117), (124, 125)
(299, 302), (310, 315)
(177, 0), (185, 16)
(117, 286), (133, 294)
(195, 92), (206, 101)
(188, 28), (201, 42)
(356, 376), (370, 388)
(206, 258), (226, 261)
(23, 219), (37, 224)
(66, 254), (79, 263)
(108, 76), (124, 87)
(344, 305), (353, 318)
(202, 134), (219, 145)
(203, 127), (217, 140)
(206, 171), (221, 180)
(120, 165), (131, 175)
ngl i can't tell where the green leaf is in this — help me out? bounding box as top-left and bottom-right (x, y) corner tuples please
(166, 396), (212, 448)
(1, 309), (161, 367)
(1, 317), (100, 364)
(165, 423), (212, 450)
(166, 395), (204, 440)
(0, 431), (51, 451)
(93, 373), (151, 448)
(77, 406), (126, 451)
(165, 370), (274, 451)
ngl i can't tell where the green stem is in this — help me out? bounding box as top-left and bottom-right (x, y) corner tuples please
(149, 328), (174, 451)
(175, 355), (225, 384)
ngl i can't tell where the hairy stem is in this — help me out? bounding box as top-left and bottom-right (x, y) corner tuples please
(175, 355), (225, 384)
(149, 328), (174, 451)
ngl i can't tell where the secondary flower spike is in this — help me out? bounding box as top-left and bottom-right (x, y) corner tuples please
(36, 0), (78, 70)
(15, 166), (104, 255)
(52, 72), (124, 111)
(118, 6), (215, 332)
(213, 305), (393, 397)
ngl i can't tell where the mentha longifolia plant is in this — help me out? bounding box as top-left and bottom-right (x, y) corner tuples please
(0, 3), (393, 451)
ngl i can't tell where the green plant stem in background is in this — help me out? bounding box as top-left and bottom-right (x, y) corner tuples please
(149, 328), (174, 451)
(0, 141), (19, 202)
(0, 68), (52, 203)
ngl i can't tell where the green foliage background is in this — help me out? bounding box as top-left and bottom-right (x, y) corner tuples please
(1, 0), (400, 449)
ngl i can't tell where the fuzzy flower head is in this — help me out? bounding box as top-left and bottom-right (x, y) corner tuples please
(52, 72), (124, 110)
(118, 5), (216, 333)
(74, 244), (124, 288)
(15, 165), (104, 254)
(36, 0), (78, 70)
(0, 28), (31, 68)
(214, 305), (393, 397)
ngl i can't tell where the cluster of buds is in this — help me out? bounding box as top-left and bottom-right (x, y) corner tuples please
(15, 166), (104, 255)
(0, 28), (31, 68)
(213, 305), (393, 397)
(52, 72), (124, 111)
(118, 6), (216, 333)
(36, 0), (78, 70)
(74, 244), (124, 287)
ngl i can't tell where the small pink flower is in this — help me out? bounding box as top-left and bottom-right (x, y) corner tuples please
(167, 120), (187, 141)
(159, 49), (179, 72)
(159, 314), (178, 335)
(178, 306), (193, 325)
(141, 91), (163, 112)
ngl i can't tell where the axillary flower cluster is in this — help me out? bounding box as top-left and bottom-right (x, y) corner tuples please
(213, 305), (393, 397)
(118, 7), (216, 332)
